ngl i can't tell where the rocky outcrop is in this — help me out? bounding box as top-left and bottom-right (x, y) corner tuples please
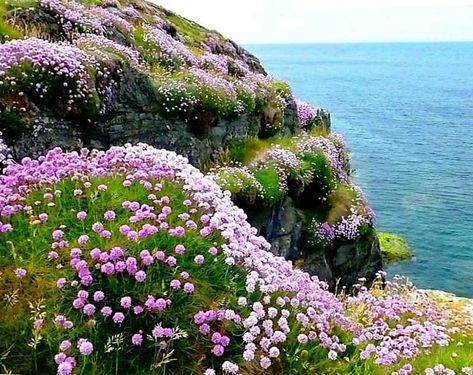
(0, 0), (382, 291)
(240, 195), (382, 291)
(8, 63), (298, 168)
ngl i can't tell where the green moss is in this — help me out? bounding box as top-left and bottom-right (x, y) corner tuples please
(378, 232), (413, 263)
(253, 164), (284, 204)
(165, 13), (207, 44)
(213, 168), (261, 199)
(4, 0), (39, 10)
(0, 110), (28, 138)
(0, 4), (23, 43)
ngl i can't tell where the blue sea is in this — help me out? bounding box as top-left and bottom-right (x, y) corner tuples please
(247, 42), (473, 297)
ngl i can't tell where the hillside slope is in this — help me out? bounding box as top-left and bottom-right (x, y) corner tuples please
(0, 0), (381, 289)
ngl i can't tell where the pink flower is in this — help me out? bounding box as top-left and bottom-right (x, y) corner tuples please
(52, 230), (64, 240)
(59, 340), (72, 351)
(194, 255), (205, 265)
(76, 211), (87, 221)
(183, 282), (194, 294)
(93, 291), (105, 302)
(56, 278), (67, 288)
(166, 256), (177, 267)
(208, 247), (218, 256)
(15, 267), (27, 278)
(170, 279), (181, 289)
(101, 306), (112, 317)
(78, 339), (93, 355)
(135, 270), (146, 282)
(104, 210), (116, 221)
(175, 244), (186, 255)
(78, 235), (89, 245)
(39, 213), (48, 222)
(112, 312), (125, 324)
(133, 305), (144, 315)
(83, 304), (96, 316)
(120, 296), (132, 309)
(212, 344), (224, 356)
(131, 333), (143, 346)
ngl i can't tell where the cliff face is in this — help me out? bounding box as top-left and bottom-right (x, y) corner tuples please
(0, 0), (381, 289)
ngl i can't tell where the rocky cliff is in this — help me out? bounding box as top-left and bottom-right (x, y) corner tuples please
(0, 0), (381, 289)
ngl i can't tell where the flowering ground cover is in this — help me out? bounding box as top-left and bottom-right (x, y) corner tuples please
(0, 145), (471, 374)
(0, 1), (473, 374)
(0, 0), (292, 146)
(212, 131), (374, 244)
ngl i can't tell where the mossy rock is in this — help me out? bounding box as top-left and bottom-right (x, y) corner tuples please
(378, 232), (413, 262)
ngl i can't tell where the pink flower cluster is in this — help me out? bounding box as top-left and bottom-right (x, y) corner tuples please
(40, 0), (132, 34)
(295, 99), (318, 126)
(0, 37), (115, 113)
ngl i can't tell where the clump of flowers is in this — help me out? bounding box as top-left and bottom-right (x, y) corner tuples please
(40, 0), (132, 34)
(295, 99), (318, 127)
(74, 34), (142, 67)
(0, 144), (467, 374)
(0, 37), (117, 115)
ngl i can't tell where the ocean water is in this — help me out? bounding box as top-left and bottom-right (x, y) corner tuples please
(247, 42), (473, 297)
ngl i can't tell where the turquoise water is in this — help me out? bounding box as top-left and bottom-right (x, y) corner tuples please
(247, 42), (473, 297)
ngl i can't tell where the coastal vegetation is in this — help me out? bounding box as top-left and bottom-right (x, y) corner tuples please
(0, 0), (472, 374)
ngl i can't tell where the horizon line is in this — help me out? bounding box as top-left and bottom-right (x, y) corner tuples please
(243, 39), (473, 46)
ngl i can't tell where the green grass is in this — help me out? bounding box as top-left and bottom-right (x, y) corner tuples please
(164, 14), (207, 44)
(0, 175), (253, 374)
(253, 164), (284, 204)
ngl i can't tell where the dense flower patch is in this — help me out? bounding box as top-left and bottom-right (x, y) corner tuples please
(213, 132), (374, 242)
(0, 37), (117, 115)
(0, 145), (470, 374)
(1, 0), (292, 136)
(295, 99), (318, 127)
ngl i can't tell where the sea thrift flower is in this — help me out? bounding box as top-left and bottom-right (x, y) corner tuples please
(112, 312), (125, 324)
(76, 211), (87, 221)
(94, 290), (105, 302)
(170, 279), (181, 289)
(183, 282), (195, 294)
(132, 333), (143, 346)
(120, 296), (132, 309)
(101, 306), (112, 317)
(60, 340), (72, 351)
(175, 244), (185, 254)
(78, 339), (93, 355)
(104, 210), (116, 221)
(52, 230), (64, 240)
(135, 270), (146, 282)
(78, 235), (89, 245)
(15, 268), (27, 278)
(56, 278), (67, 288)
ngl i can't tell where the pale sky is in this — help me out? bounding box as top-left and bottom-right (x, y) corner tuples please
(154, 0), (473, 44)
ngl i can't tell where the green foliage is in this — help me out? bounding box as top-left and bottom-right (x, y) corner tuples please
(0, 175), (251, 374)
(0, 110), (27, 138)
(299, 151), (334, 189)
(253, 165), (284, 204)
(0, 4), (23, 43)
(326, 184), (359, 224)
(133, 26), (159, 67)
(378, 232), (413, 263)
(213, 168), (262, 200)
(164, 14), (207, 45)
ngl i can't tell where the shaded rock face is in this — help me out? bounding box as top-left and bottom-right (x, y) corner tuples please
(241, 196), (383, 291)
(8, 65), (298, 169)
